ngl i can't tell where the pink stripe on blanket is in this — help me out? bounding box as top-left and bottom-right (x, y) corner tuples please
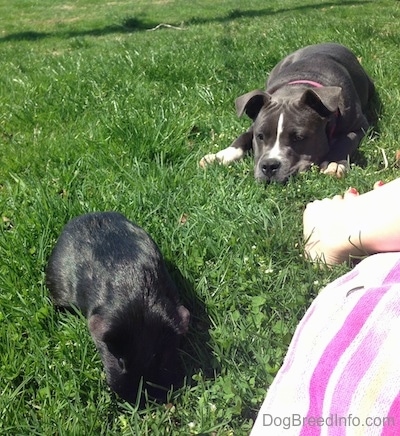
(299, 285), (391, 436)
(383, 259), (400, 284)
(327, 309), (389, 434)
(329, 289), (400, 432)
(334, 268), (359, 287)
(381, 392), (400, 435)
(279, 304), (316, 376)
(279, 269), (359, 377)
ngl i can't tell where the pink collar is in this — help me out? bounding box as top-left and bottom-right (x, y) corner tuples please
(288, 79), (323, 88)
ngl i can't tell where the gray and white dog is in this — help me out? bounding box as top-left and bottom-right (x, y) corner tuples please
(200, 43), (375, 182)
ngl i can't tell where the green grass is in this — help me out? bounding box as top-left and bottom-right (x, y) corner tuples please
(1, 0), (400, 434)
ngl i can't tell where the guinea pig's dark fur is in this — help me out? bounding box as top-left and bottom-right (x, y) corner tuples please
(45, 212), (190, 403)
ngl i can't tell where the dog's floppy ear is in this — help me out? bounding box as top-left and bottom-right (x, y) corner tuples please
(300, 86), (342, 117)
(235, 90), (271, 120)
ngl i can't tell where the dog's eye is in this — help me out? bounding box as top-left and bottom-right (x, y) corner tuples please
(291, 133), (304, 142)
(256, 133), (264, 141)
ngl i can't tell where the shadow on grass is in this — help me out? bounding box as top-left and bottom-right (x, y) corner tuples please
(0, 0), (372, 43)
(352, 88), (383, 168)
(166, 261), (217, 384)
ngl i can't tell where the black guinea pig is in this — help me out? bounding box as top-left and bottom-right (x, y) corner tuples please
(45, 212), (190, 403)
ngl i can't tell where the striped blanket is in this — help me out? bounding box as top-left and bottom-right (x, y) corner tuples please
(251, 252), (400, 436)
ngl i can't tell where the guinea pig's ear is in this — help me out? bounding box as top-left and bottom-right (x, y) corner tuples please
(88, 313), (112, 343)
(175, 305), (190, 335)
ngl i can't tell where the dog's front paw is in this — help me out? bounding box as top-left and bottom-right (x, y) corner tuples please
(199, 147), (245, 168)
(320, 161), (348, 178)
(199, 153), (217, 168)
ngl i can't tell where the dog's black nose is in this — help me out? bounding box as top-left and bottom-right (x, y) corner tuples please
(261, 158), (281, 177)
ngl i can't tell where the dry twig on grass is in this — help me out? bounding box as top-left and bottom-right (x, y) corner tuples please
(147, 23), (185, 31)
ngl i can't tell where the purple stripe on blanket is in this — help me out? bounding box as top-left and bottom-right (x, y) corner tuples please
(383, 259), (400, 284)
(279, 304), (316, 376)
(333, 268), (359, 287)
(381, 392), (400, 435)
(328, 287), (396, 435)
(300, 285), (391, 436)
(280, 269), (359, 377)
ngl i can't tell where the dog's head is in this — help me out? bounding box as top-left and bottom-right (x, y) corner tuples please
(236, 86), (342, 182)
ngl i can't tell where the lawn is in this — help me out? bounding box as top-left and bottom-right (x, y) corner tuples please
(1, 0), (400, 434)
